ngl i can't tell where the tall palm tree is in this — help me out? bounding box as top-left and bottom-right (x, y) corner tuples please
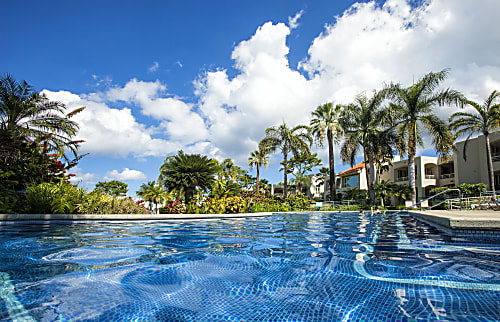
(449, 90), (500, 192)
(340, 91), (395, 204)
(248, 148), (269, 193)
(259, 121), (312, 199)
(159, 151), (218, 203)
(383, 69), (463, 205)
(310, 102), (343, 201)
(137, 181), (172, 214)
(0, 74), (84, 162)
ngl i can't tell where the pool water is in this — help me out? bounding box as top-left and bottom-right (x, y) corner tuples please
(0, 212), (499, 321)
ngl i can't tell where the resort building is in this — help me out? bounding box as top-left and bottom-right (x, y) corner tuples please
(322, 131), (499, 202)
(453, 131), (500, 190)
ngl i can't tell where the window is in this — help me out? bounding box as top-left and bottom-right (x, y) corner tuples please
(344, 175), (359, 187)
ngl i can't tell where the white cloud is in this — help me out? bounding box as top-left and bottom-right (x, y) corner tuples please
(288, 10), (304, 30)
(105, 168), (147, 181)
(42, 89), (180, 158)
(176, 61), (183, 68)
(69, 167), (98, 185)
(43, 0), (500, 171)
(148, 61), (159, 72)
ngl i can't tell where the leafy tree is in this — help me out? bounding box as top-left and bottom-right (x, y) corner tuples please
(340, 91), (395, 204)
(159, 151), (218, 203)
(95, 180), (128, 197)
(383, 69), (463, 204)
(310, 102), (342, 200)
(0, 73), (84, 163)
(248, 148), (269, 193)
(136, 181), (172, 214)
(210, 178), (241, 198)
(282, 151), (322, 193)
(260, 121), (312, 199)
(449, 90), (500, 192)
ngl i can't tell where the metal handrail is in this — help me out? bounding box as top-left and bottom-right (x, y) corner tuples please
(420, 188), (462, 211)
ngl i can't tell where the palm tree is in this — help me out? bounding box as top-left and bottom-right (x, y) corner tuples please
(159, 151), (218, 203)
(383, 69), (463, 205)
(0, 74), (84, 162)
(449, 90), (500, 192)
(259, 121), (312, 199)
(248, 148), (269, 193)
(340, 91), (395, 204)
(137, 181), (172, 214)
(310, 103), (343, 201)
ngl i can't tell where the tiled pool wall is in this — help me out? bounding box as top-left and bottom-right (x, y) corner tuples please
(451, 228), (500, 240)
(409, 213), (500, 240)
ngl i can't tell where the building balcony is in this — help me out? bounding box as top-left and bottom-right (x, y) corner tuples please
(439, 173), (454, 179)
(396, 176), (408, 182)
(425, 174), (436, 179)
(492, 152), (500, 162)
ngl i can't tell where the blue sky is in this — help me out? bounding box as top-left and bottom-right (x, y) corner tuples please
(2, 0), (499, 197)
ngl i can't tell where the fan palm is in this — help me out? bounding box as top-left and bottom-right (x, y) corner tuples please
(310, 102), (342, 200)
(0, 74), (84, 162)
(383, 69), (463, 205)
(259, 121), (312, 199)
(159, 151), (218, 203)
(248, 148), (269, 193)
(449, 90), (500, 192)
(340, 91), (395, 204)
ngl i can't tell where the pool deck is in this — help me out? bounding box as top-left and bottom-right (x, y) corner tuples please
(408, 209), (500, 238)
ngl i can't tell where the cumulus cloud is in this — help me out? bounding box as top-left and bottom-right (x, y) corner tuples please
(148, 61), (159, 72)
(44, 0), (500, 169)
(105, 168), (147, 181)
(69, 167), (98, 185)
(42, 89), (180, 158)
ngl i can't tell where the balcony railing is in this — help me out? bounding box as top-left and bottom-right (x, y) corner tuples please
(492, 152), (500, 162)
(440, 173), (455, 179)
(396, 176), (408, 182)
(425, 174), (436, 179)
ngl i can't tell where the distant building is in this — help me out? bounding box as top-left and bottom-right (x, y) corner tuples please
(320, 131), (499, 202)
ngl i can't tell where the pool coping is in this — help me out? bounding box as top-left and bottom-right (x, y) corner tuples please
(0, 212), (275, 222)
(408, 209), (500, 239)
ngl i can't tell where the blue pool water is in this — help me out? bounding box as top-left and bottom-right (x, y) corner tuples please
(0, 212), (499, 321)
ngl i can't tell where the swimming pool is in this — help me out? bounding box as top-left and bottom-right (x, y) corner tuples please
(0, 212), (498, 321)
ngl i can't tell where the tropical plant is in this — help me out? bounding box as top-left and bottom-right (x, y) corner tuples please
(160, 200), (186, 214)
(283, 151), (322, 193)
(340, 91), (395, 204)
(343, 187), (368, 204)
(259, 121), (312, 199)
(310, 102), (342, 200)
(383, 69), (463, 204)
(210, 178), (241, 199)
(95, 180), (128, 197)
(137, 181), (172, 214)
(449, 90), (500, 192)
(159, 150), (218, 203)
(0, 73), (84, 163)
(248, 148), (269, 193)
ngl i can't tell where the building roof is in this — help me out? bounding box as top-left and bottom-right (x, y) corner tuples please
(337, 162), (365, 176)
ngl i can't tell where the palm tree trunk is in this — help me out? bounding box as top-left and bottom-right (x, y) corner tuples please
(485, 132), (496, 195)
(369, 161), (376, 205)
(327, 129), (336, 201)
(283, 152), (288, 199)
(256, 164), (260, 193)
(363, 150), (371, 204)
(408, 124), (417, 205)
